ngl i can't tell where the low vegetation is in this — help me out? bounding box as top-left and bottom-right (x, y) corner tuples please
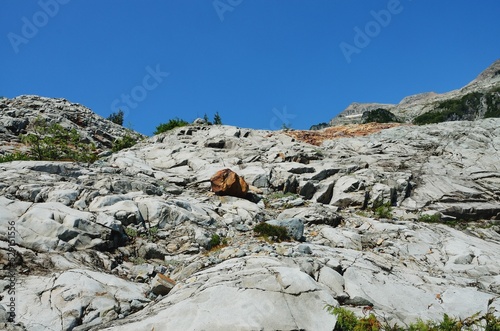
(416, 214), (497, 230)
(374, 203), (393, 219)
(413, 89), (500, 125)
(209, 234), (221, 248)
(0, 151), (31, 163)
(207, 233), (228, 250)
(153, 118), (189, 135)
(125, 225), (162, 242)
(485, 87), (500, 118)
(267, 191), (298, 200)
(413, 92), (483, 125)
(253, 222), (290, 242)
(362, 108), (400, 124)
(263, 192), (300, 209)
(112, 134), (138, 152)
(125, 227), (138, 239)
(107, 109), (124, 125)
(418, 214), (441, 223)
(0, 118), (98, 163)
(326, 305), (500, 331)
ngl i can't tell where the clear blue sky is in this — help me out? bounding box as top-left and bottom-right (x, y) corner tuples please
(1, 1), (500, 135)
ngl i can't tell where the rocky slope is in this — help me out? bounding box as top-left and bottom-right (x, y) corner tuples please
(322, 59), (500, 127)
(1, 99), (500, 330)
(0, 95), (144, 155)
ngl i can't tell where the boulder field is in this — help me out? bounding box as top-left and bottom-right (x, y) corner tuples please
(1, 116), (500, 330)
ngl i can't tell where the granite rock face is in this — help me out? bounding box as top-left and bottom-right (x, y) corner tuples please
(100, 257), (338, 331)
(1, 97), (500, 330)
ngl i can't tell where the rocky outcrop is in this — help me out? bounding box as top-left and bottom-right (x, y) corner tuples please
(317, 118), (500, 219)
(1, 102), (500, 330)
(0, 95), (144, 155)
(99, 257), (338, 331)
(328, 102), (395, 126)
(313, 59), (500, 127)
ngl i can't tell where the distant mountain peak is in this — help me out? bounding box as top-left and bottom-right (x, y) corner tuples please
(467, 59), (500, 85)
(311, 59), (500, 129)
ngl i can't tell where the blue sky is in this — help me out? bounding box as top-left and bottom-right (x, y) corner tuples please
(1, 1), (500, 135)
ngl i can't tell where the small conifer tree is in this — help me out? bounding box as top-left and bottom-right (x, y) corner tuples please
(213, 112), (222, 125)
(107, 109), (124, 125)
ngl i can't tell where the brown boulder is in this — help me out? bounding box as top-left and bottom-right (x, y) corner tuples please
(210, 168), (249, 198)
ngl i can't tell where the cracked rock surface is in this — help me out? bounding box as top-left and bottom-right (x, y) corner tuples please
(1, 97), (500, 330)
(100, 256), (337, 331)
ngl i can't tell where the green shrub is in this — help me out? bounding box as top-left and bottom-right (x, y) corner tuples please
(413, 92), (483, 125)
(19, 118), (97, 162)
(413, 110), (446, 125)
(418, 214), (441, 223)
(125, 227), (138, 238)
(253, 222), (290, 242)
(326, 305), (500, 331)
(144, 226), (160, 241)
(485, 87), (500, 118)
(355, 210), (370, 217)
(206, 233), (228, 250)
(153, 118), (189, 135)
(1, 119), (98, 163)
(355, 314), (381, 331)
(326, 306), (359, 331)
(112, 134), (138, 152)
(0, 152), (31, 163)
(107, 109), (124, 125)
(374, 203), (393, 219)
(267, 192), (297, 200)
(362, 108), (400, 124)
(149, 226), (159, 236)
(209, 234), (221, 248)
